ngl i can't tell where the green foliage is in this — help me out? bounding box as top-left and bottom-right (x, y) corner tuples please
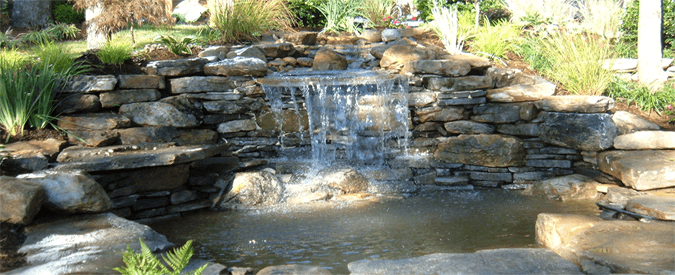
(469, 19), (521, 59)
(0, 0), (10, 26)
(526, 32), (615, 95)
(619, 0), (675, 51)
(53, 1), (85, 24)
(0, 49), (28, 71)
(606, 78), (675, 115)
(33, 41), (87, 76)
(288, 0), (326, 27)
(97, 42), (133, 65)
(195, 26), (222, 44)
(416, 0), (510, 23)
(0, 29), (21, 49)
(113, 238), (208, 275)
(208, 0), (296, 43)
(314, 0), (363, 34)
(516, 35), (552, 71)
(47, 23), (81, 40)
(154, 35), (196, 56)
(20, 29), (56, 45)
(360, 0), (397, 29)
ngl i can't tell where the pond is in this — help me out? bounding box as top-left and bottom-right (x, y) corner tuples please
(150, 188), (599, 274)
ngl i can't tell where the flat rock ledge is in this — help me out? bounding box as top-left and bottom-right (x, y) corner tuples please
(598, 150), (675, 190)
(348, 248), (582, 275)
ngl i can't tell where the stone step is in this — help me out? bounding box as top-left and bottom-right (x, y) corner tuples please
(598, 150), (675, 191)
(626, 195), (675, 221)
(613, 131), (675, 150)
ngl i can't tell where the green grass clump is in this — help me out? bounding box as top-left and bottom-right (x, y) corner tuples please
(33, 41), (88, 76)
(97, 42), (133, 65)
(315, 0), (362, 34)
(606, 78), (675, 115)
(208, 0), (296, 42)
(0, 49), (29, 72)
(470, 19), (521, 60)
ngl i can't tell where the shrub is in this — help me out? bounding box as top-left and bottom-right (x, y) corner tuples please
(619, 0), (675, 56)
(97, 42), (133, 65)
(0, 29), (21, 49)
(154, 35), (196, 56)
(606, 78), (675, 115)
(71, 0), (174, 35)
(288, 0), (326, 27)
(53, 1), (85, 24)
(536, 32), (615, 95)
(208, 0), (296, 42)
(113, 238), (208, 275)
(417, 0), (511, 23)
(470, 19), (521, 59)
(314, 0), (362, 34)
(502, 0), (576, 26)
(47, 23), (81, 40)
(360, 0), (397, 29)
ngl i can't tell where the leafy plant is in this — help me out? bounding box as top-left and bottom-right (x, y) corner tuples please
(52, 1), (85, 24)
(288, 0), (326, 27)
(0, 29), (21, 49)
(97, 41), (133, 64)
(470, 19), (521, 60)
(33, 41), (88, 76)
(154, 35), (196, 56)
(516, 35), (552, 71)
(314, 0), (363, 34)
(113, 238), (208, 275)
(19, 29), (56, 45)
(360, 0), (397, 29)
(429, 1), (465, 55)
(47, 23), (81, 41)
(0, 49), (28, 71)
(606, 78), (675, 115)
(208, 0), (296, 43)
(535, 32), (615, 95)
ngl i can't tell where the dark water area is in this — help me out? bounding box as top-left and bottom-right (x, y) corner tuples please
(150, 189), (599, 274)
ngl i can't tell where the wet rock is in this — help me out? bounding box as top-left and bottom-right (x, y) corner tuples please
(360, 29), (382, 43)
(256, 43), (296, 58)
(3, 139), (66, 159)
(0, 177), (44, 225)
(361, 168), (412, 181)
(7, 212), (172, 274)
(117, 74), (166, 89)
(235, 46), (267, 62)
(54, 94), (100, 114)
(57, 113), (131, 131)
(258, 264), (332, 275)
(472, 103), (521, 123)
(401, 60), (471, 77)
(67, 130), (119, 147)
(612, 111), (660, 135)
(93, 164), (189, 193)
(613, 131), (675, 149)
(204, 56), (268, 77)
(312, 48), (348, 71)
(539, 112), (617, 151)
(144, 57), (209, 76)
(17, 169), (112, 214)
(435, 134), (526, 167)
(222, 171), (284, 207)
(598, 150), (675, 190)
(119, 96), (203, 128)
(99, 89), (161, 108)
(283, 31), (318, 45)
(256, 108), (309, 132)
(524, 174), (600, 200)
(379, 45), (431, 70)
(486, 81), (556, 102)
(535, 96), (615, 113)
(381, 28), (402, 42)
(443, 120), (494, 134)
(117, 126), (179, 144)
(348, 248), (582, 275)
(407, 92), (437, 107)
(59, 75), (117, 93)
(55, 143), (229, 172)
(311, 165), (369, 194)
(626, 196), (675, 220)
(217, 119), (257, 133)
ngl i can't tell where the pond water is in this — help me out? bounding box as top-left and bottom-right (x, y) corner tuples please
(149, 189), (599, 274)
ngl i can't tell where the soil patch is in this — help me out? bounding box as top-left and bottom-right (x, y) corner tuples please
(1, 128), (66, 143)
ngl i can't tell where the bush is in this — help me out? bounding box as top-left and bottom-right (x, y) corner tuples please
(606, 78), (675, 115)
(97, 42), (133, 65)
(416, 0), (510, 23)
(619, 0), (675, 56)
(315, 0), (362, 34)
(113, 238), (208, 275)
(53, 1), (85, 24)
(20, 29), (57, 45)
(208, 0), (296, 43)
(470, 19), (521, 59)
(288, 0), (326, 27)
(360, 0), (397, 29)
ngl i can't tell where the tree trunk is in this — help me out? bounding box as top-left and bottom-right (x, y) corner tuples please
(85, 1), (106, 50)
(475, 0), (480, 27)
(637, 0), (665, 91)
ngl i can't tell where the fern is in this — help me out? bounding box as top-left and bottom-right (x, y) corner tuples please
(113, 238), (208, 275)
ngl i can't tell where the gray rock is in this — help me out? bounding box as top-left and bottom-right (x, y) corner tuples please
(217, 119), (257, 133)
(524, 174), (600, 200)
(604, 186), (641, 205)
(297, 57), (314, 67)
(497, 123), (540, 136)
(117, 126), (179, 144)
(204, 56), (267, 76)
(256, 43), (296, 58)
(258, 264), (332, 275)
(11, 0), (51, 28)
(452, 75), (494, 91)
(119, 96), (203, 127)
(311, 165), (370, 194)
(66, 130), (119, 147)
(59, 75), (117, 93)
(612, 111), (660, 135)
(93, 164), (189, 193)
(312, 48), (348, 71)
(472, 103), (521, 123)
(0, 177), (44, 225)
(283, 31), (319, 45)
(526, 159), (573, 168)
(360, 168), (412, 181)
(416, 106), (464, 122)
(220, 171), (284, 207)
(539, 112), (617, 151)
(17, 169), (112, 214)
(401, 60), (471, 76)
(198, 46), (229, 60)
(99, 89), (161, 108)
(626, 196), (675, 220)
(117, 75), (166, 89)
(487, 67), (523, 88)
(437, 90), (487, 99)
(1, 154), (49, 175)
(535, 96), (614, 113)
(381, 28), (402, 42)
(435, 134), (525, 167)
(170, 190), (198, 205)
(184, 92), (242, 101)
(144, 57), (209, 76)
(360, 29), (382, 43)
(435, 176), (470, 186)
(54, 94), (100, 114)
(486, 81), (556, 102)
(7, 212), (172, 274)
(613, 131), (675, 150)
(170, 76), (235, 94)
(3, 139), (67, 159)
(234, 46), (267, 62)
(348, 248), (582, 275)
(598, 150), (675, 190)
(469, 171), (512, 182)
(173, 129), (218, 146)
(57, 113), (131, 131)
(443, 54), (491, 69)
(407, 92), (437, 107)
(443, 120), (495, 134)
(438, 97), (486, 106)
(55, 143), (229, 172)
(379, 45), (431, 69)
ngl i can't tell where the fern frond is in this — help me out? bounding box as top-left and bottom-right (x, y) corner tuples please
(163, 239), (194, 274)
(189, 262), (210, 275)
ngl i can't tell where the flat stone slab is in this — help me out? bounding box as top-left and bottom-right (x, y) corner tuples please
(598, 150), (675, 190)
(535, 96), (614, 113)
(612, 111), (660, 135)
(626, 195), (675, 220)
(348, 248), (582, 275)
(59, 75), (117, 93)
(144, 57), (209, 76)
(54, 143), (229, 172)
(539, 112), (617, 152)
(613, 131), (675, 150)
(486, 81), (556, 102)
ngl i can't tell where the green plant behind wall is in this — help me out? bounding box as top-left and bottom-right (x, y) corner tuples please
(288, 0), (327, 27)
(154, 34), (196, 56)
(97, 41), (133, 65)
(314, 0), (363, 34)
(208, 0), (296, 43)
(113, 238), (208, 275)
(53, 1), (85, 24)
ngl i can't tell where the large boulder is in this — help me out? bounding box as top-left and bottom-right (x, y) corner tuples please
(523, 174), (600, 201)
(11, 0), (51, 28)
(119, 95), (203, 128)
(348, 248), (583, 275)
(435, 134), (526, 167)
(283, 31), (318, 45)
(0, 177), (44, 225)
(379, 45), (432, 70)
(401, 60), (471, 76)
(626, 196), (675, 221)
(312, 48), (348, 71)
(221, 171), (284, 207)
(256, 43), (296, 58)
(598, 150), (675, 190)
(538, 112), (618, 151)
(16, 169), (112, 214)
(169, 76), (235, 94)
(310, 165), (370, 194)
